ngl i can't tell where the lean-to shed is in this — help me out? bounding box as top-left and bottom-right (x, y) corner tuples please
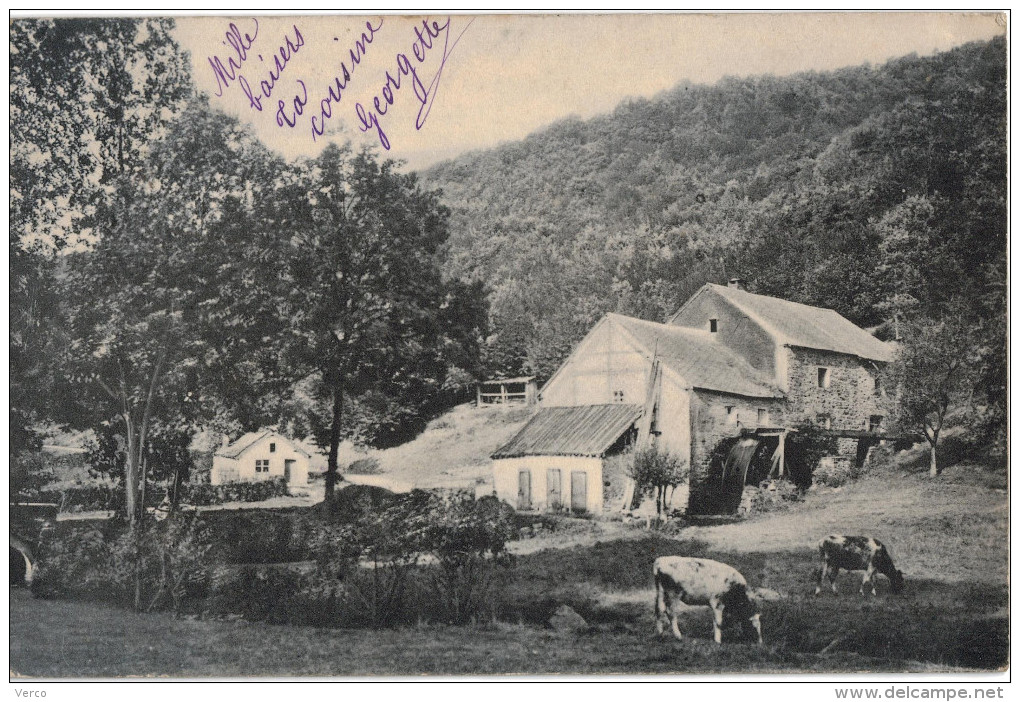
(491, 404), (642, 514)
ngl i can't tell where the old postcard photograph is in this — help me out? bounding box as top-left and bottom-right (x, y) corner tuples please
(8, 11), (1008, 680)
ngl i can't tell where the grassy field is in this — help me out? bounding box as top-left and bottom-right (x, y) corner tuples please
(10, 460), (1008, 677)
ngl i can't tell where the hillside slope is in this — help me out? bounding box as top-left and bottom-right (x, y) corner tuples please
(421, 38), (1006, 417)
(334, 403), (532, 492)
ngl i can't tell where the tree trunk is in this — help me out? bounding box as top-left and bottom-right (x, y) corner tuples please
(170, 462), (186, 513)
(927, 425), (941, 478)
(124, 417), (140, 525)
(324, 384), (344, 499)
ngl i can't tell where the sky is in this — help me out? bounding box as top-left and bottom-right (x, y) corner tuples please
(173, 12), (1005, 172)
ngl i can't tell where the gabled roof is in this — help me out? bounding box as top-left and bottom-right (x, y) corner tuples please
(610, 314), (783, 398)
(215, 430), (311, 459)
(672, 284), (893, 363)
(491, 404), (642, 459)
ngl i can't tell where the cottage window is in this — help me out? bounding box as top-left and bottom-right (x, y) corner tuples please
(816, 414), (831, 430)
(255, 459), (270, 473)
(873, 375), (882, 395)
(269, 442), (276, 453)
(709, 318), (718, 333)
(613, 390), (625, 403)
(757, 408), (769, 425)
(869, 415), (884, 432)
(817, 367), (831, 388)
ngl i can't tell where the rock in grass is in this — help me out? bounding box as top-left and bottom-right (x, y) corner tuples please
(548, 605), (587, 632)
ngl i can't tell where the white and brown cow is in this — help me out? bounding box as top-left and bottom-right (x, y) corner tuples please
(653, 556), (763, 645)
(815, 535), (905, 596)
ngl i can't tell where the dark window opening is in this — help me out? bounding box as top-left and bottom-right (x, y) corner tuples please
(869, 415), (884, 432)
(269, 442), (276, 453)
(709, 318), (718, 333)
(817, 367), (830, 388)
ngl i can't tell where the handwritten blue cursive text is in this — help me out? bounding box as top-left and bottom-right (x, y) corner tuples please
(354, 16), (473, 150)
(310, 19), (383, 142)
(237, 24), (305, 114)
(208, 19), (260, 97)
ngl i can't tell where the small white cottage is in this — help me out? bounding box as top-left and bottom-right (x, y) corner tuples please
(211, 429), (311, 487)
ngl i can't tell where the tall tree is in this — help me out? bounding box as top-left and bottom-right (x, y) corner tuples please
(284, 144), (482, 498)
(10, 17), (193, 497)
(61, 102), (288, 525)
(886, 315), (978, 477)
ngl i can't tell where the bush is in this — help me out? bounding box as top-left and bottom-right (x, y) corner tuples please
(739, 481), (804, 515)
(197, 509), (315, 564)
(629, 446), (688, 516)
(419, 492), (517, 623)
(346, 457), (381, 475)
(812, 458), (856, 487)
(317, 484), (398, 523)
(31, 488), (519, 629)
(32, 513), (213, 613)
(60, 484), (129, 512)
(19, 476), (289, 515)
(31, 525), (122, 601)
(182, 477), (289, 506)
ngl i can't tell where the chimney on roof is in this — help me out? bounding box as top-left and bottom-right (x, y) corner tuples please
(728, 278), (746, 291)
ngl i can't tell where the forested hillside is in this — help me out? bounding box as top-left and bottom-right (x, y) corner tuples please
(423, 37), (1006, 445)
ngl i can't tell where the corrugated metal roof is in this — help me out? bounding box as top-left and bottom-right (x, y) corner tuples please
(215, 430), (311, 459)
(491, 404), (642, 459)
(610, 314), (783, 398)
(698, 284), (893, 362)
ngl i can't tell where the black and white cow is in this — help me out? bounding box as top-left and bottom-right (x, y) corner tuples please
(815, 535), (905, 596)
(653, 556), (763, 645)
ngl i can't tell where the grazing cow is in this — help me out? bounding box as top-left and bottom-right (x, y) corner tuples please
(815, 535), (904, 596)
(653, 557), (763, 645)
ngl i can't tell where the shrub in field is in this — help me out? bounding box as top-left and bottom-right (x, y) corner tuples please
(739, 481), (803, 515)
(417, 492), (517, 624)
(343, 492), (432, 627)
(304, 490), (517, 627)
(143, 514), (215, 613)
(31, 525), (121, 600)
(317, 484), (398, 523)
(346, 457), (381, 475)
(198, 509), (311, 564)
(811, 458), (856, 488)
(182, 477), (289, 506)
(629, 446), (688, 516)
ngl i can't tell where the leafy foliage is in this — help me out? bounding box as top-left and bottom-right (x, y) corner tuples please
(628, 446), (688, 516)
(424, 38), (1006, 443)
(885, 315), (979, 476)
(279, 144), (486, 494)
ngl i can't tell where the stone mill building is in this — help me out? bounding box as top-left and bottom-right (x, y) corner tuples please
(491, 279), (894, 515)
